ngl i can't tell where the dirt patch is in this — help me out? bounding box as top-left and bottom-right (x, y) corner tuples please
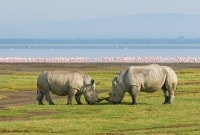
(1, 63), (200, 72)
(0, 90), (67, 108)
(0, 62), (200, 108)
(0, 90), (37, 108)
(0, 110), (59, 122)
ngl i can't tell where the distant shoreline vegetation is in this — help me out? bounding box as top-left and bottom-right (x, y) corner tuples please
(1, 38), (200, 44)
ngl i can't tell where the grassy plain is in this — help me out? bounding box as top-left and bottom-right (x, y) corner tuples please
(0, 63), (200, 134)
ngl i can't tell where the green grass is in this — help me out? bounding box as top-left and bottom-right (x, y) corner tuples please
(0, 68), (200, 134)
(0, 70), (38, 92)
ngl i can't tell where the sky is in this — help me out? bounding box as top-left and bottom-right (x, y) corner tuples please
(0, 0), (200, 39)
(0, 0), (200, 23)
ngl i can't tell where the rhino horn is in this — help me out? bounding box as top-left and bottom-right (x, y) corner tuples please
(103, 97), (110, 102)
(97, 97), (110, 102)
(97, 98), (104, 102)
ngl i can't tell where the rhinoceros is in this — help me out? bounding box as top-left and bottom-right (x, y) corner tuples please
(37, 71), (99, 105)
(103, 64), (177, 105)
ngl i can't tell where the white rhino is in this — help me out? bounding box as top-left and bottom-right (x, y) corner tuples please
(37, 71), (99, 105)
(104, 64), (177, 105)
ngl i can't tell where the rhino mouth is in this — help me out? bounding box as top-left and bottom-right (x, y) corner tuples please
(112, 101), (121, 104)
(87, 102), (95, 105)
(86, 100), (96, 105)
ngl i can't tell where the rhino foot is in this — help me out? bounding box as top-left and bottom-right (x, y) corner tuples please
(163, 96), (171, 104)
(77, 102), (83, 105)
(49, 102), (55, 105)
(163, 101), (171, 104)
(131, 103), (137, 105)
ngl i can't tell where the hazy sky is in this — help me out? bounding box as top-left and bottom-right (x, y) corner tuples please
(1, 0), (200, 23)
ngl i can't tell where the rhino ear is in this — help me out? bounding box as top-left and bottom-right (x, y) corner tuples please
(112, 76), (118, 85)
(90, 79), (96, 88)
(91, 79), (95, 85)
(115, 76), (119, 83)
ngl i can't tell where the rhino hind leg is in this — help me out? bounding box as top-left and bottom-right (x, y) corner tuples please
(45, 92), (55, 105)
(37, 90), (45, 105)
(162, 88), (174, 104)
(167, 89), (175, 104)
(163, 96), (171, 104)
(162, 88), (170, 104)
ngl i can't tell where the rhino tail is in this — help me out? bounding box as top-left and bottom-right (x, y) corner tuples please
(37, 82), (39, 95)
(37, 85), (38, 95)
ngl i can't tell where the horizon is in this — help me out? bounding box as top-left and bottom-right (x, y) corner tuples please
(0, 37), (200, 46)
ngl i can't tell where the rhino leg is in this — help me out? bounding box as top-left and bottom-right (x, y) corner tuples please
(162, 87), (175, 104)
(164, 96), (170, 104)
(67, 88), (77, 105)
(37, 90), (45, 105)
(162, 89), (169, 104)
(168, 89), (175, 104)
(45, 92), (54, 105)
(129, 85), (139, 105)
(75, 93), (83, 105)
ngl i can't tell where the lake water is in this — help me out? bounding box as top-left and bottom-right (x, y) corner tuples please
(0, 44), (200, 57)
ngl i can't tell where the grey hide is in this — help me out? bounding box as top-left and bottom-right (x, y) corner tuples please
(37, 71), (98, 105)
(107, 64), (177, 105)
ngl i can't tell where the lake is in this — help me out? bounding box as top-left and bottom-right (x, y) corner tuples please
(0, 44), (200, 57)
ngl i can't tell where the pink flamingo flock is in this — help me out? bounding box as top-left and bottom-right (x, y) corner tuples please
(0, 57), (200, 63)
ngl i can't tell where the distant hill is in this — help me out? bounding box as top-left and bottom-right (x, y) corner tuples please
(0, 14), (200, 39)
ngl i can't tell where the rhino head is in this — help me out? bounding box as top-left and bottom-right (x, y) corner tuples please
(100, 75), (125, 104)
(84, 79), (99, 105)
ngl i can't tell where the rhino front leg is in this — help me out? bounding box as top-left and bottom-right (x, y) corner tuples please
(45, 92), (54, 105)
(67, 88), (77, 105)
(129, 85), (139, 105)
(75, 93), (83, 105)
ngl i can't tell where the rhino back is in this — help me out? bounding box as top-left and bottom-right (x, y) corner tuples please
(125, 64), (169, 92)
(46, 71), (84, 96)
(48, 71), (84, 95)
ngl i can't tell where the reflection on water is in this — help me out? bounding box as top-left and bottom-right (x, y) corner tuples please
(0, 44), (200, 57)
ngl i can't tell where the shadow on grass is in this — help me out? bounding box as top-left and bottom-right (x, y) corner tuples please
(96, 102), (152, 106)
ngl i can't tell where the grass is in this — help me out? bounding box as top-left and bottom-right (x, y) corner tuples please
(0, 67), (200, 134)
(0, 70), (38, 92)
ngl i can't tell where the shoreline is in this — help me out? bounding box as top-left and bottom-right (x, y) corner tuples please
(1, 56), (200, 63)
(1, 63), (200, 72)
